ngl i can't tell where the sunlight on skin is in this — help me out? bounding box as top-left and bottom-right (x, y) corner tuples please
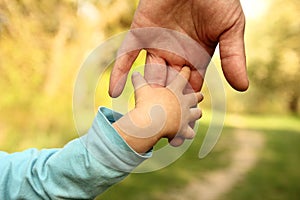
(214, 0), (269, 57)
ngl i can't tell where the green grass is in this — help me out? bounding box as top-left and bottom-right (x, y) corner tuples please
(97, 113), (300, 200)
(97, 122), (234, 200)
(225, 113), (300, 132)
(222, 114), (300, 200)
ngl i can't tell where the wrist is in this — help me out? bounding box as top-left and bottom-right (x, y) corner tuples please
(113, 108), (161, 153)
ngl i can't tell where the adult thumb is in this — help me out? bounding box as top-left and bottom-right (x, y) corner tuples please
(219, 17), (249, 91)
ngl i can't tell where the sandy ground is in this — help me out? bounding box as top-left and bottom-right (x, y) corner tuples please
(161, 129), (265, 200)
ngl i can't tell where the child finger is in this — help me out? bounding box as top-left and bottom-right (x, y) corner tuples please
(179, 66), (191, 80)
(169, 136), (185, 147)
(190, 108), (202, 121)
(167, 66), (191, 91)
(182, 126), (196, 139)
(196, 92), (204, 103)
(131, 72), (148, 90)
(185, 92), (201, 107)
(183, 82), (195, 94)
(185, 93), (198, 107)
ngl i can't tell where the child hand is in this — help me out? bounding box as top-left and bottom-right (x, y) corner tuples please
(113, 67), (203, 152)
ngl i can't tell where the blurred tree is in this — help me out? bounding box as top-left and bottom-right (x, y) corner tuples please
(246, 0), (300, 114)
(0, 0), (137, 150)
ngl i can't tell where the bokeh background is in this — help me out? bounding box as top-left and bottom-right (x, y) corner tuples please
(0, 0), (299, 199)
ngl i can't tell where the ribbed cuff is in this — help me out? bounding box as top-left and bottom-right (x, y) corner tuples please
(80, 107), (152, 172)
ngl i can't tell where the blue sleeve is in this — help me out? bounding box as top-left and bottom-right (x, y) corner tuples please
(0, 107), (152, 200)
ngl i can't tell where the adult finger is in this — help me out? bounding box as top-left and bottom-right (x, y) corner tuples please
(144, 52), (167, 87)
(109, 50), (140, 97)
(219, 14), (249, 91)
(189, 69), (205, 93)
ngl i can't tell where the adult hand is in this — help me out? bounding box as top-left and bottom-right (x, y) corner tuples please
(109, 0), (249, 97)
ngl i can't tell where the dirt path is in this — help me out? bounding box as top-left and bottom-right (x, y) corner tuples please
(162, 130), (265, 200)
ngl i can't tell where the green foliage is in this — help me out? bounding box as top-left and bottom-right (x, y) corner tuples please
(245, 0), (300, 114)
(0, 0), (136, 151)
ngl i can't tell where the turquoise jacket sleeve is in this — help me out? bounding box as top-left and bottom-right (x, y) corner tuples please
(0, 107), (151, 200)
